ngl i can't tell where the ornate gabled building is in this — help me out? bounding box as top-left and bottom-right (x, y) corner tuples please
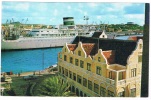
(58, 38), (143, 97)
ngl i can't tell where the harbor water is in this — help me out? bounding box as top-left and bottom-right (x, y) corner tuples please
(1, 47), (62, 74)
(1, 35), (143, 74)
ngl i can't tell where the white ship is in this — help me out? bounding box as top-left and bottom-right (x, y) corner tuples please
(1, 27), (95, 50)
(1, 17), (98, 50)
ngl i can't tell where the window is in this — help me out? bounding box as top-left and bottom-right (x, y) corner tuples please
(64, 55), (67, 61)
(94, 83), (99, 94)
(59, 66), (61, 73)
(96, 66), (102, 75)
(78, 51), (81, 56)
(108, 90), (114, 97)
(83, 78), (87, 87)
(80, 60), (84, 68)
(119, 72), (123, 80)
(65, 69), (68, 76)
(88, 80), (92, 90)
(59, 53), (62, 59)
(69, 71), (72, 79)
(70, 57), (73, 64)
(130, 88), (136, 97)
(98, 57), (101, 62)
(118, 91), (125, 97)
(109, 71), (112, 79)
(87, 63), (91, 71)
(139, 44), (142, 49)
(77, 75), (82, 84)
(73, 73), (76, 81)
(131, 68), (136, 77)
(138, 55), (142, 62)
(100, 86), (106, 97)
(75, 59), (79, 66)
(62, 67), (64, 74)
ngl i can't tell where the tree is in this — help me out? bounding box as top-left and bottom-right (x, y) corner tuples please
(38, 76), (71, 96)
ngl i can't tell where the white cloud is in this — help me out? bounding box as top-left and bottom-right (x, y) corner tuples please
(96, 16), (102, 19)
(31, 12), (39, 16)
(78, 3), (84, 8)
(106, 8), (115, 12)
(50, 18), (55, 22)
(3, 2), (30, 12)
(124, 14), (144, 19)
(15, 3), (29, 11)
(53, 9), (58, 16)
(108, 15), (118, 19)
(37, 3), (48, 11)
(67, 6), (71, 10)
(75, 8), (83, 14)
(88, 3), (98, 8)
(111, 3), (132, 10)
(84, 12), (88, 15)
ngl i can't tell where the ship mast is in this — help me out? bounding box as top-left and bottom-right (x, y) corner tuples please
(84, 16), (89, 26)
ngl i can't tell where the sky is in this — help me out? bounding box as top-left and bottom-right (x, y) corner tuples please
(1, 1), (145, 26)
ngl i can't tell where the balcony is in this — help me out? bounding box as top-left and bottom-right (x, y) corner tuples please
(118, 79), (126, 86)
(106, 78), (115, 85)
(58, 59), (115, 86)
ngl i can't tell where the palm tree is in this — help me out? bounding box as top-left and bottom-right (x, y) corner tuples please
(38, 76), (71, 96)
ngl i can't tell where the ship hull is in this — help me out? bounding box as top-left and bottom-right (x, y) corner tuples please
(1, 37), (75, 50)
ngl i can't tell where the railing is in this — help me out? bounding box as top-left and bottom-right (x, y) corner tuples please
(106, 78), (115, 85)
(59, 59), (115, 86)
(126, 75), (141, 83)
(117, 79), (126, 86)
(59, 59), (141, 88)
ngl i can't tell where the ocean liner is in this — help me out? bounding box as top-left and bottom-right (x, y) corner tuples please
(1, 17), (96, 50)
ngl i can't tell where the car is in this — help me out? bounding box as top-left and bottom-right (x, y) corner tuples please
(23, 75), (37, 80)
(1, 77), (12, 82)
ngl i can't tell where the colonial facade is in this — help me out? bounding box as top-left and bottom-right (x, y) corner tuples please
(58, 39), (143, 97)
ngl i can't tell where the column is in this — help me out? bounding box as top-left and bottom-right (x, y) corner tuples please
(115, 71), (119, 86)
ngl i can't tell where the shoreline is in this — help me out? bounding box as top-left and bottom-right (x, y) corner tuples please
(1, 67), (57, 77)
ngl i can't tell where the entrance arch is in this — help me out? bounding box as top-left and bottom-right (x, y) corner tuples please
(80, 91), (83, 97)
(72, 86), (75, 93)
(76, 88), (79, 96)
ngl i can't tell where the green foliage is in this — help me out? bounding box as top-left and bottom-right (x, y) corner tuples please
(104, 24), (144, 32)
(38, 76), (71, 96)
(3, 88), (16, 96)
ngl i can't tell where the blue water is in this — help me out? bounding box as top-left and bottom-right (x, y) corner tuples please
(1, 35), (143, 74)
(1, 48), (62, 74)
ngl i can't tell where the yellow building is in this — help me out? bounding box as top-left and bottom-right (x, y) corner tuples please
(58, 38), (143, 97)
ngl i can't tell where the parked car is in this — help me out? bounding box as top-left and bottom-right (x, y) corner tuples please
(1, 77), (12, 82)
(23, 75), (37, 80)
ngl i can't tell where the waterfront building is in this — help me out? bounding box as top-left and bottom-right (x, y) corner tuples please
(127, 22), (135, 25)
(58, 37), (143, 97)
(128, 36), (143, 41)
(92, 30), (108, 38)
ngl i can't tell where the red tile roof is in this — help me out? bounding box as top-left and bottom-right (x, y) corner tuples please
(67, 43), (97, 56)
(67, 43), (116, 64)
(103, 50), (115, 64)
(82, 43), (95, 56)
(67, 44), (77, 51)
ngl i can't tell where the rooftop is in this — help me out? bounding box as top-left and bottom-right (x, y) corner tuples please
(72, 36), (137, 66)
